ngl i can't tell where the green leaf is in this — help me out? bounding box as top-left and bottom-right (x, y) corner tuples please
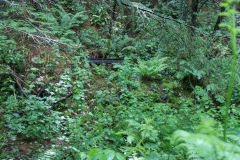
(127, 135), (135, 144)
(104, 149), (115, 160)
(30, 67), (39, 72)
(115, 153), (125, 160)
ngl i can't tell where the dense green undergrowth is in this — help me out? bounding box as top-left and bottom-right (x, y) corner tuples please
(1, 0), (240, 159)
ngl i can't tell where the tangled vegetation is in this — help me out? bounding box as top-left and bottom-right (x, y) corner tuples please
(1, 0), (240, 159)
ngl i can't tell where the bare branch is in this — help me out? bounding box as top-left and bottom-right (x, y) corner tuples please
(0, 24), (79, 48)
(117, 0), (210, 35)
(1, 0), (81, 49)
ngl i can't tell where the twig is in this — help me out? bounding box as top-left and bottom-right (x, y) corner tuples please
(52, 93), (73, 104)
(1, 0), (80, 48)
(37, 81), (50, 97)
(2, 67), (39, 96)
(1, 24), (75, 47)
(14, 77), (28, 98)
(119, 0), (197, 31)
(7, 69), (29, 97)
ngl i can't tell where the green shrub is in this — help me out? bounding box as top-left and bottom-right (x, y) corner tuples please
(3, 95), (62, 140)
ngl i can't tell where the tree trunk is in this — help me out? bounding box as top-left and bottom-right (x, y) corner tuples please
(151, 0), (159, 8)
(191, 0), (199, 26)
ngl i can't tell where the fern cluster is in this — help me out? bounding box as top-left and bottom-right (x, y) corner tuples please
(135, 56), (168, 80)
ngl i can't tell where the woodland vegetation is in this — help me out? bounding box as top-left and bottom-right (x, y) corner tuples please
(1, 0), (240, 159)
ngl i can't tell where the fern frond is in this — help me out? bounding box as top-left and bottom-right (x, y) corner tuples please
(172, 119), (240, 160)
(135, 56), (168, 80)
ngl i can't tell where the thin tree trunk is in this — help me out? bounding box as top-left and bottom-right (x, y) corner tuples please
(152, 0), (159, 8)
(109, 0), (117, 37)
(191, 0), (199, 26)
(181, 0), (188, 21)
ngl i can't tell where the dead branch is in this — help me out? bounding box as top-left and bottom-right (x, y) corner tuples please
(52, 93), (73, 105)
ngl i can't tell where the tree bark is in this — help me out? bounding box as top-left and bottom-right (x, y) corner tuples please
(191, 0), (199, 26)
